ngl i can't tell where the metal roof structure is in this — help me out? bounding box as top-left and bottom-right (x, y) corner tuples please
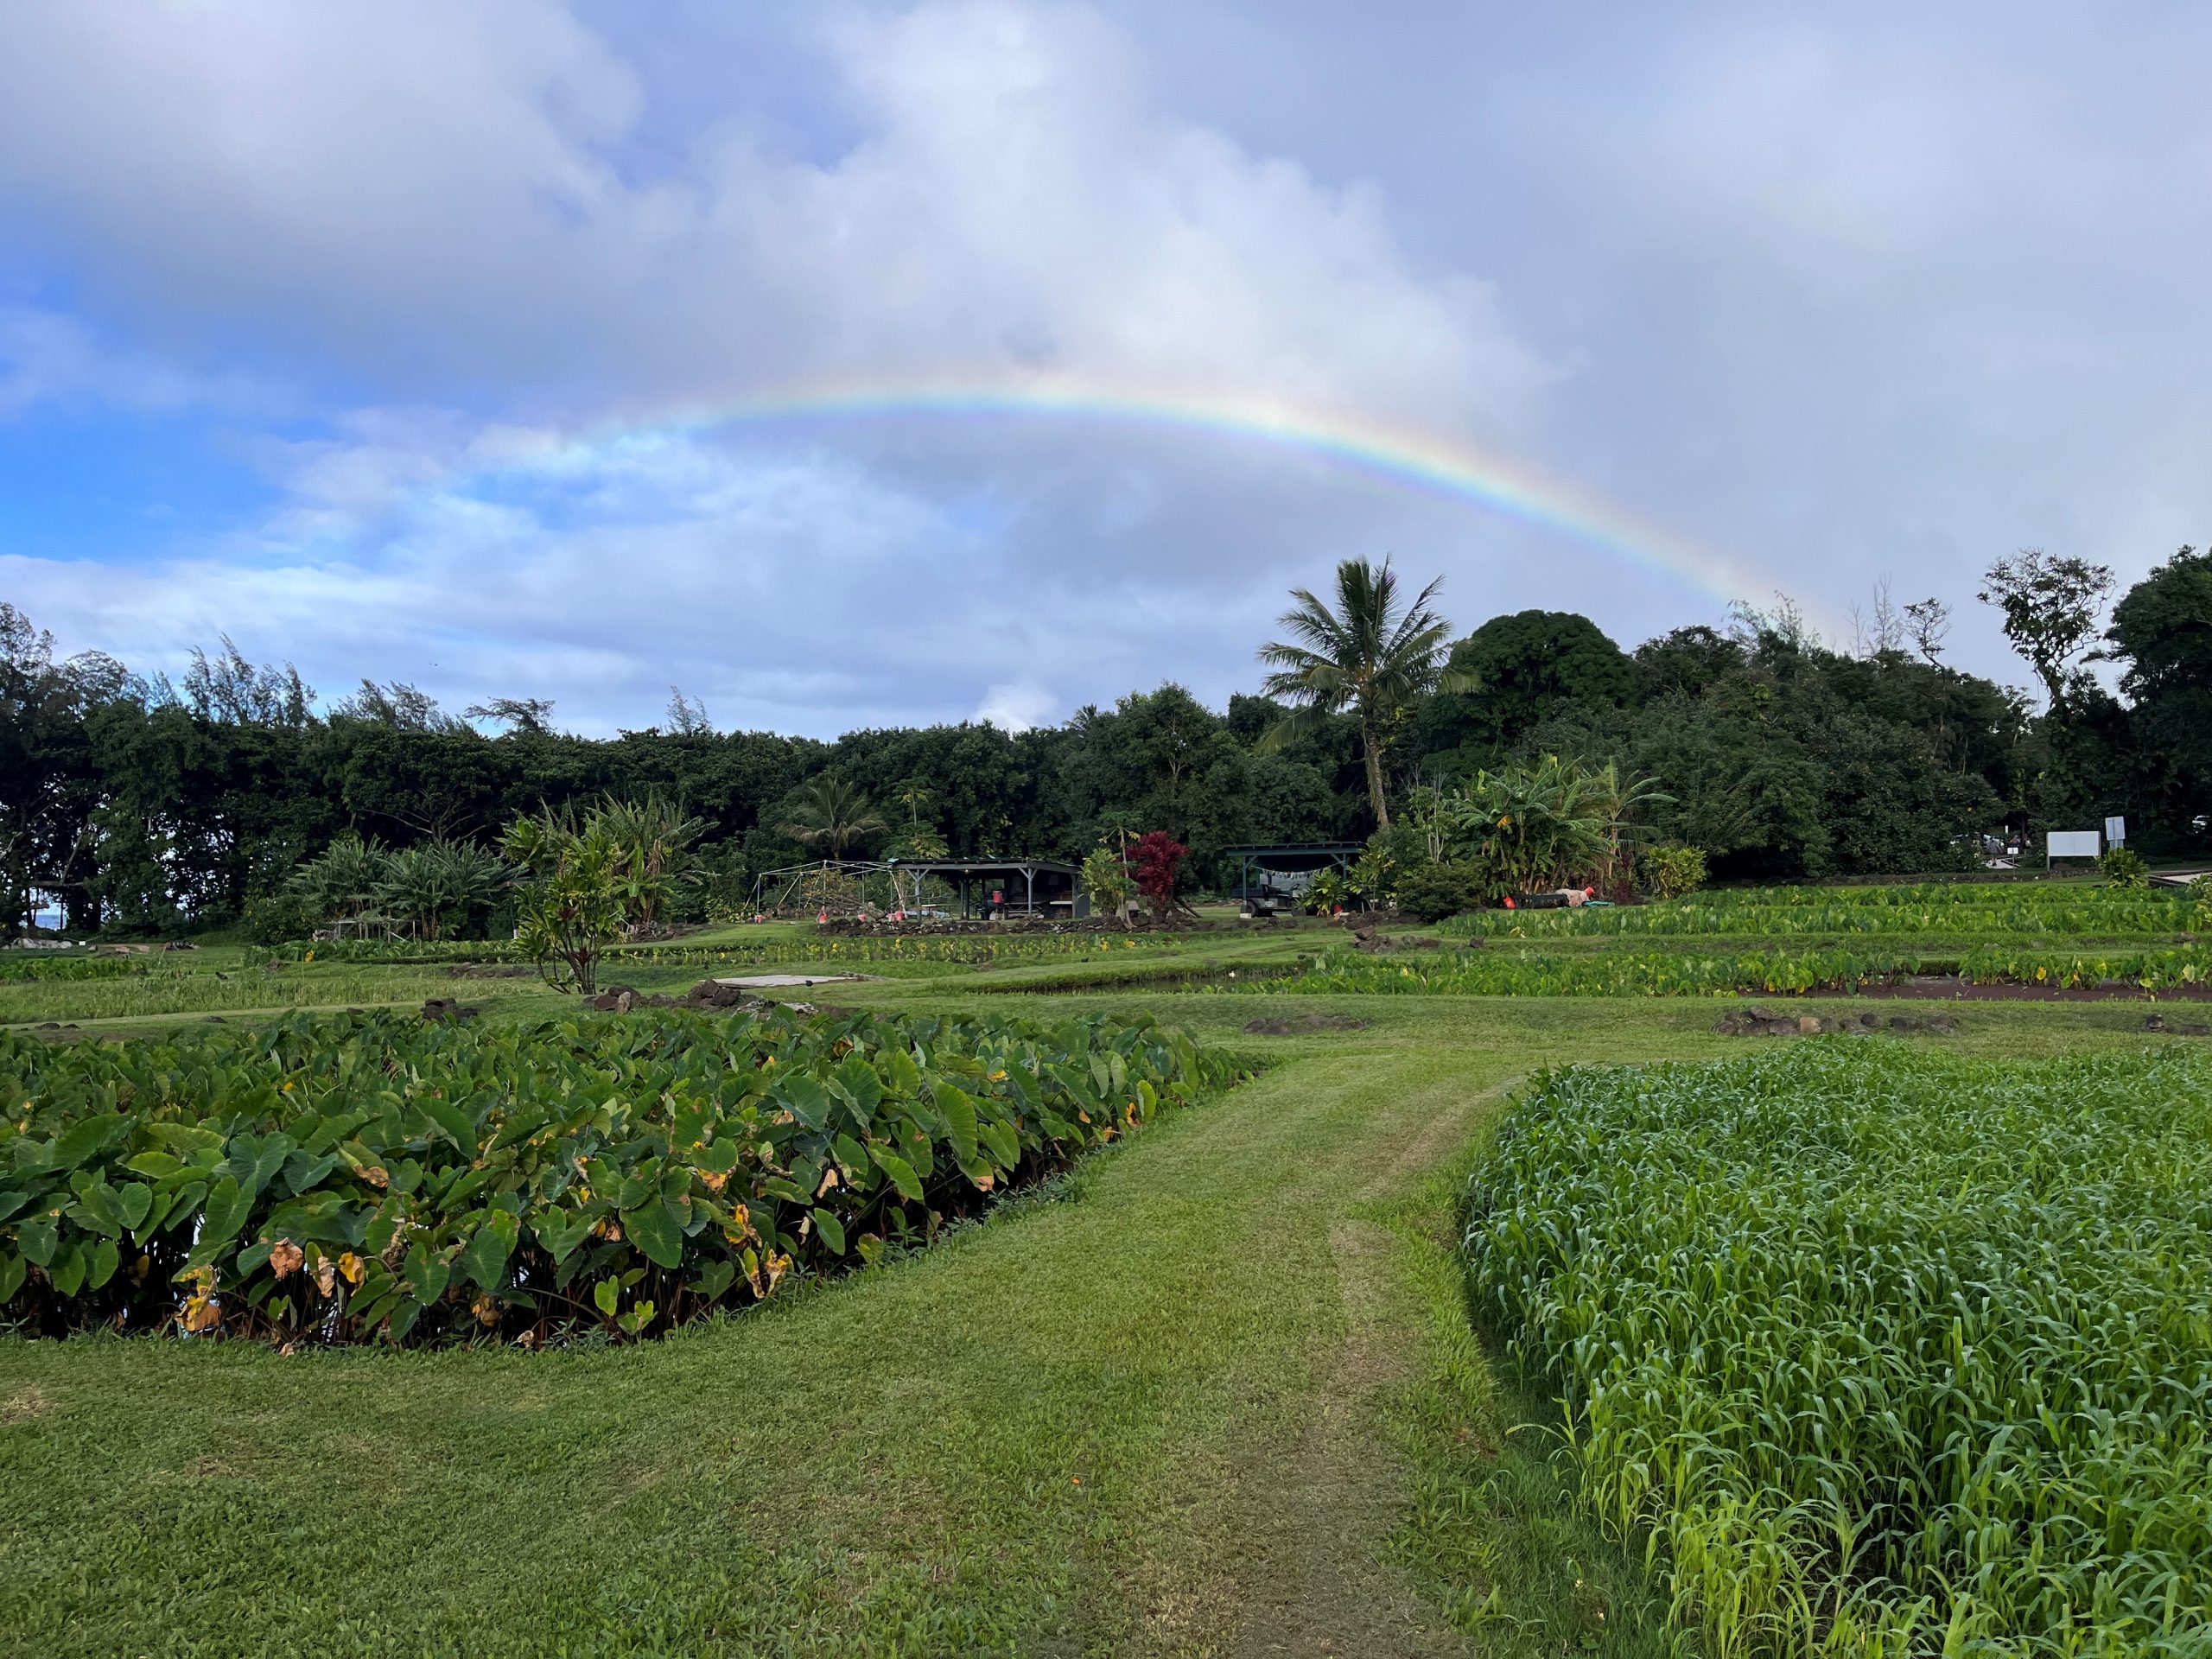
(884, 857), (1084, 918)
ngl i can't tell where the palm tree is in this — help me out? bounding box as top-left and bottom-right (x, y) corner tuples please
(891, 778), (935, 826)
(778, 775), (888, 861)
(1256, 556), (1469, 829)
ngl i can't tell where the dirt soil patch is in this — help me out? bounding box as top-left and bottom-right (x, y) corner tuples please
(1717, 1007), (1955, 1037)
(1242, 1014), (1374, 1036)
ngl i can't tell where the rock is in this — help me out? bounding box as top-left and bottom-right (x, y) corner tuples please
(587, 984), (640, 1011)
(2145, 1013), (2212, 1035)
(685, 978), (766, 1010)
(420, 998), (480, 1023)
(1715, 1007), (1845, 1037)
(1886, 1014), (1959, 1034)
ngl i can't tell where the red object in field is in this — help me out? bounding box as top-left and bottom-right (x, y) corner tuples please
(1503, 895), (1517, 909)
(817, 911), (829, 923)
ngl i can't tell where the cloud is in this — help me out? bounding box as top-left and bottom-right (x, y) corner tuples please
(974, 680), (1058, 732)
(0, 306), (281, 421)
(0, 1), (1552, 434)
(0, 0), (1590, 730)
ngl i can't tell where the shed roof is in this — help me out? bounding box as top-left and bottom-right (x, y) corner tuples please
(885, 858), (1081, 877)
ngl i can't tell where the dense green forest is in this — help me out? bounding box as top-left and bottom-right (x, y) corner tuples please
(4, 544), (2207, 935)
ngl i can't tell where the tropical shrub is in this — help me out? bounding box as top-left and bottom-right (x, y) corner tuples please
(284, 833), (388, 922)
(1391, 860), (1485, 923)
(1301, 868), (1348, 913)
(503, 808), (629, 994)
(1446, 754), (1614, 896)
(1637, 842), (1707, 899)
(592, 793), (709, 935)
(1081, 842), (1136, 923)
(2100, 844), (2148, 887)
(377, 839), (513, 941)
(1466, 1044), (2212, 1655)
(240, 890), (324, 945)
(1126, 831), (1186, 924)
(0, 1006), (1242, 1346)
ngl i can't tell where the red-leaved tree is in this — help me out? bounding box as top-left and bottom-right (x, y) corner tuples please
(1126, 831), (1187, 925)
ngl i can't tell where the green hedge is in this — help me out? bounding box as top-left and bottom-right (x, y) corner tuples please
(0, 1007), (1243, 1345)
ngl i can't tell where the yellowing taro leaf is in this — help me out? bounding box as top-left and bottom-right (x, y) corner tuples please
(338, 1251), (364, 1287)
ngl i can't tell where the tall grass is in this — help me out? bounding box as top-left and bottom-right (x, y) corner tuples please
(1465, 1045), (2212, 1655)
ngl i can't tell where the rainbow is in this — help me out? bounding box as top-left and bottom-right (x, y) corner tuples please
(487, 371), (1783, 613)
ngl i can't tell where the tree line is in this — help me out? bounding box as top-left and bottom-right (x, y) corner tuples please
(3, 543), (2205, 937)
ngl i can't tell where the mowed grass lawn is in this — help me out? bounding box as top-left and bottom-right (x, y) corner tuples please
(0, 969), (2185, 1655)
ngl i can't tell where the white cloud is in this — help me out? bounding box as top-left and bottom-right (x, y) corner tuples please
(0, 1), (1552, 431)
(973, 680), (1058, 732)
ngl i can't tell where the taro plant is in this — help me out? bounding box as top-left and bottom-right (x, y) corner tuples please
(0, 1004), (1243, 1346)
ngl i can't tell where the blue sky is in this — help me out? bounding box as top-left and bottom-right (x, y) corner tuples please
(3, 1), (2208, 735)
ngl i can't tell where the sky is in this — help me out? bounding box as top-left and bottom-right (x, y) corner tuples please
(1, 1), (2207, 736)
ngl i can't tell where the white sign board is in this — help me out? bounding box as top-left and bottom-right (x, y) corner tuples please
(2105, 816), (2127, 846)
(2048, 830), (2101, 861)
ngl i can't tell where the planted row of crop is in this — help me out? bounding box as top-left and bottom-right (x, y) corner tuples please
(1256, 946), (1920, 996)
(0, 1006), (1240, 1345)
(1442, 882), (2190, 939)
(251, 932), (1185, 968)
(1959, 941), (2212, 989)
(0, 955), (147, 982)
(1465, 1045), (2212, 1655)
